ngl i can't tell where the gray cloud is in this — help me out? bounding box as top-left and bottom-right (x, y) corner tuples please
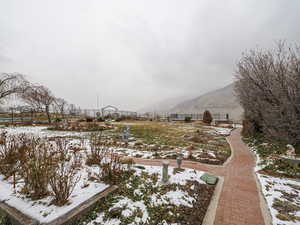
(0, 0), (299, 110)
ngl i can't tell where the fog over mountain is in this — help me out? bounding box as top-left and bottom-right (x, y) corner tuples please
(171, 83), (243, 120)
(141, 83), (243, 120)
(138, 95), (191, 113)
(0, 1), (300, 110)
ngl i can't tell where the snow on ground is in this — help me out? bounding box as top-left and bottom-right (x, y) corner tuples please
(213, 127), (232, 136)
(87, 212), (120, 225)
(1, 126), (224, 164)
(114, 147), (217, 161)
(0, 167), (109, 223)
(109, 197), (149, 223)
(0, 126), (212, 224)
(257, 174), (300, 225)
(87, 165), (206, 225)
(2, 126), (85, 137)
(151, 190), (195, 207)
(0, 126), (112, 223)
(140, 165), (206, 185)
(202, 126), (233, 136)
(234, 124), (243, 128)
(251, 147), (300, 225)
(210, 127), (232, 136)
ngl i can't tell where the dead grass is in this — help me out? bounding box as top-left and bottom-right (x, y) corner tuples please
(273, 198), (300, 222)
(114, 122), (231, 165)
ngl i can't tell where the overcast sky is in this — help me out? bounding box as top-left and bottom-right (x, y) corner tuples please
(0, 0), (299, 111)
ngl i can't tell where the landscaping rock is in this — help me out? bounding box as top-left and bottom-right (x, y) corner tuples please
(200, 173), (218, 185)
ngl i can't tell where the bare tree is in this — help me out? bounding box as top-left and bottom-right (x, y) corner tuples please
(235, 41), (300, 152)
(21, 85), (56, 123)
(0, 73), (26, 104)
(55, 98), (67, 119)
(68, 104), (77, 116)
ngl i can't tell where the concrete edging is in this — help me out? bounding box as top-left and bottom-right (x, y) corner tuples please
(0, 201), (38, 225)
(250, 151), (273, 225)
(254, 171), (273, 225)
(202, 176), (224, 225)
(0, 185), (118, 225)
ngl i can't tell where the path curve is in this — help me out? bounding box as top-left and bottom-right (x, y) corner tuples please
(134, 128), (266, 225)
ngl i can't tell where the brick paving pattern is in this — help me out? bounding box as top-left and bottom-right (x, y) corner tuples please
(134, 128), (266, 225)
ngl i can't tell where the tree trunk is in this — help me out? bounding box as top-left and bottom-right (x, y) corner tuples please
(46, 105), (51, 124)
(61, 109), (65, 119)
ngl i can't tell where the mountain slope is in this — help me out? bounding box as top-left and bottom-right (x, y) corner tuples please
(139, 95), (191, 113)
(171, 83), (243, 120)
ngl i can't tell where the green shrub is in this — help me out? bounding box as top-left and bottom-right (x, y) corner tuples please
(86, 117), (94, 122)
(115, 117), (123, 122)
(0, 214), (10, 225)
(184, 117), (192, 123)
(54, 118), (62, 123)
(97, 117), (104, 122)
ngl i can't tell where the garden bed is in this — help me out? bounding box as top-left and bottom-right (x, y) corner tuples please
(114, 148), (224, 165)
(3, 126), (85, 138)
(2, 124), (232, 166)
(0, 126), (217, 225)
(248, 139), (300, 225)
(257, 174), (300, 225)
(109, 123), (232, 165)
(0, 127), (128, 224)
(78, 165), (216, 225)
(0, 172), (109, 223)
(47, 121), (113, 133)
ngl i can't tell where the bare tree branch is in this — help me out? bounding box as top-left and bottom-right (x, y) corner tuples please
(235, 41), (300, 151)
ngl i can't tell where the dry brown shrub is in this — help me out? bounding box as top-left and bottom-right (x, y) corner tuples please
(99, 153), (124, 184)
(49, 160), (80, 206)
(0, 132), (83, 204)
(20, 139), (56, 199)
(86, 132), (109, 166)
(242, 120), (256, 137)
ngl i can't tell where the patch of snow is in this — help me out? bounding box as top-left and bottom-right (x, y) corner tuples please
(87, 165), (207, 225)
(87, 212), (120, 225)
(257, 174), (300, 225)
(251, 144), (300, 225)
(151, 190), (195, 207)
(0, 169), (109, 223)
(3, 126), (84, 138)
(110, 197), (149, 223)
(134, 165), (205, 185)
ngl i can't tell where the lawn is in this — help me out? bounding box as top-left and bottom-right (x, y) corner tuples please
(112, 122), (232, 165)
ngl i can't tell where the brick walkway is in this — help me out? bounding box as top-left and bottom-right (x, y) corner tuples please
(134, 128), (266, 225)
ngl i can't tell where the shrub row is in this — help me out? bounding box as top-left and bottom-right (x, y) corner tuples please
(0, 133), (81, 205)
